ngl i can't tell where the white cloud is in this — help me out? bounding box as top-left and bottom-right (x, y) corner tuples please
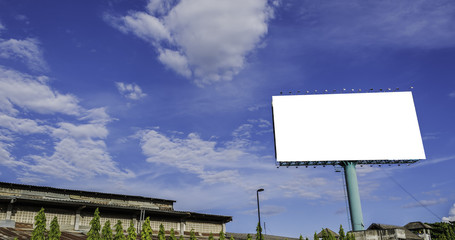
(0, 22), (5, 31)
(27, 137), (133, 180)
(0, 114), (48, 134)
(449, 91), (455, 98)
(0, 38), (48, 72)
(138, 130), (246, 175)
(0, 66), (81, 116)
(442, 203), (455, 222)
(116, 82), (147, 100)
(157, 49), (191, 78)
(0, 66), (131, 181)
(79, 107), (112, 124)
(135, 120), (346, 211)
(106, 0), (274, 86)
(118, 11), (171, 43)
(52, 122), (108, 140)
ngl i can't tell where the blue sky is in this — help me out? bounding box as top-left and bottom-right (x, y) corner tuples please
(1, 0), (455, 238)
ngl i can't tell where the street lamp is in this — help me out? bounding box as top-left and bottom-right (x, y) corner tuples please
(257, 188), (264, 240)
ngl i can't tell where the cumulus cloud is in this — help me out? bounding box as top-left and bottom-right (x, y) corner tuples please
(0, 66), (80, 116)
(116, 82), (147, 100)
(0, 114), (47, 134)
(135, 120), (345, 208)
(442, 203), (455, 222)
(0, 66), (131, 181)
(105, 0), (274, 86)
(0, 38), (48, 72)
(27, 138), (133, 180)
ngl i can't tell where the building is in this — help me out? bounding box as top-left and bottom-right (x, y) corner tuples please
(0, 182), (231, 237)
(351, 223), (425, 240)
(404, 222), (432, 240)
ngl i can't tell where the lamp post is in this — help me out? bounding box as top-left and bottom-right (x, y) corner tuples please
(257, 188), (264, 240)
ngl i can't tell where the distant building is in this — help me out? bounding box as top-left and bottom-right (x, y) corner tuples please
(351, 223), (427, 240)
(404, 222), (432, 240)
(0, 182), (231, 236)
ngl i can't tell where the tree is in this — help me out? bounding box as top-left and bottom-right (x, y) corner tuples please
(190, 229), (197, 240)
(428, 222), (455, 240)
(338, 225), (345, 240)
(114, 220), (125, 240)
(299, 235), (303, 240)
(306, 237), (309, 240)
(48, 216), (61, 240)
(141, 217), (153, 240)
(31, 207), (46, 240)
(158, 223), (166, 240)
(313, 232), (318, 240)
(346, 232), (355, 240)
(246, 233), (252, 240)
(127, 220), (137, 240)
(102, 220), (113, 240)
(219, 230), (225, 240)
(229, 235), (234, 240)
(256, 222), (263, 240)
(208, 232), (214, 240)
(169, 228), (177, 240)
(321, 229), (327, 240)
(88, 208), (101, 240)
(179, 235), (184, 240)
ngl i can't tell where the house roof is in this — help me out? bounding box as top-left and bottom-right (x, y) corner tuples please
(0, 181), (175, 204)
(404, 222), (433, 230)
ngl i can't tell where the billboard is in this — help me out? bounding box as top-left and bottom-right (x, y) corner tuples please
(272, 91), (426, 162)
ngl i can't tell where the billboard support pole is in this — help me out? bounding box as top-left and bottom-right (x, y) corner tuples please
(341, 161), (364, 231)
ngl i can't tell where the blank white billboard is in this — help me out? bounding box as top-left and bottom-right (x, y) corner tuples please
(272, 91), (426, 162)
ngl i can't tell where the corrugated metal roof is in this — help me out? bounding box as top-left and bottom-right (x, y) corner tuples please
(0, 181), (175, 203)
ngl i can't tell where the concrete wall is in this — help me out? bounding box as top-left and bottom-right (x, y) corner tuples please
(352, 229), (407, 240)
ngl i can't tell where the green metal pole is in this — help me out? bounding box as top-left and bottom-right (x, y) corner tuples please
(342, 161), (364, 231)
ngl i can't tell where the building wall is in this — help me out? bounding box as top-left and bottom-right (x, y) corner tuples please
(186, 221), (223, 234)
(352, 229), (407, 240)
(0, 183), (228, 235)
